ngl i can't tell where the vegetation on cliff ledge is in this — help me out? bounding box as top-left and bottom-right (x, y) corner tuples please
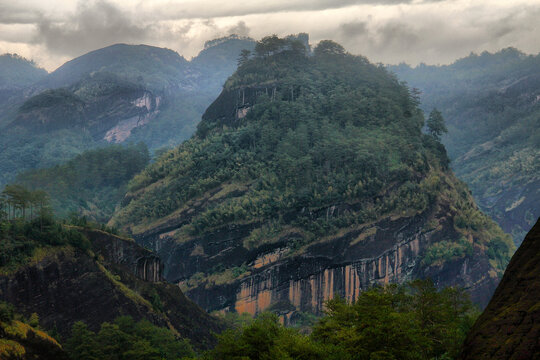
(0, 302), (67, 359)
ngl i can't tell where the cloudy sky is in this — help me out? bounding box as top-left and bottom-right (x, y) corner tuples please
(1, 0), (540, 71)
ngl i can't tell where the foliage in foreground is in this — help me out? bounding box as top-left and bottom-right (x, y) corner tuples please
(0, 301), (66, 359)
(197, 280), (478, 360)
(65, 316), (194, 360)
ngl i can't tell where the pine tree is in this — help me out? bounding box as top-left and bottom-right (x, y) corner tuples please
(426, 108), (448, 141)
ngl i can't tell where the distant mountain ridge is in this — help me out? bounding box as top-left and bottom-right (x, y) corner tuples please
(389, 48), (540, 244)
(36, 44), (190, 92)
(0, 35), (257, 187)
(0, 54), (47, 90)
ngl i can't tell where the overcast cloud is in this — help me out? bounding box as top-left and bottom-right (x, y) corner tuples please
(1, 0), (539, 71)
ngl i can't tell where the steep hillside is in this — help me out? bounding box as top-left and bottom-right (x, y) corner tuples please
(0, 37), (257, 187)
(389, 49), (540, 244)
(110, 37), (513, 320)
(460, 217), (540, 359)
(0, 217), (223, 349)
(15, 143), (149, 222)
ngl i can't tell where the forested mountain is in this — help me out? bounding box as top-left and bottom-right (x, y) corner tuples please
(110, 37), (513, 320)
(460, 217), (540, 359)
(0, 35), (256, 187)
(15, 143), (150, 222)
(35, 44), (190, 91)
(389, 49), (540, 244)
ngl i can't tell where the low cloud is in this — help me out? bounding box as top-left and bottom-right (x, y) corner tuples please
(228, 21), (251, 37)
(1, 0), (540, 70)
(32, 1), (150, 56)
(335, 2), (540, 65)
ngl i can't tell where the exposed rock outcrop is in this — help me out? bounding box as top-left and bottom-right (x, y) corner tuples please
(79, 228), (163, 282)
(140, 199), (498, 322)
(460, 218), (540, 360)
(0, 229), (223, 349)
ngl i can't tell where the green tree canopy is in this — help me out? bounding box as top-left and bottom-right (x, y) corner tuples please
(426, 108), (448, 141)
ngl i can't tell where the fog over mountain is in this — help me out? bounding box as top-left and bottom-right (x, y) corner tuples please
(1, 0), (540, 70)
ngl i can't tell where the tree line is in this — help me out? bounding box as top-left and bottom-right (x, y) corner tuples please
(0, 184), (50, 221)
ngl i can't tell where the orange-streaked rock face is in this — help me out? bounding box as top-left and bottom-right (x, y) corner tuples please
(143, 204), (499, 322)
(232, 235), (421, 317)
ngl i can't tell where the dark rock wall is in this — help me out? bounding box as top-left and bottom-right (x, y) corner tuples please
(81, 229), (163, 282)
(139, 202), (499, 321)
(460, 218), (540, 360)
(0, 229), (223, 348)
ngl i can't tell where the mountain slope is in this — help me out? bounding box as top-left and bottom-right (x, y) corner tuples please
(0, 313), (67, 360)
(110, 37), (513, 319)
(37, 43), (190, 91)
(0, 54), (47, 90)
(460, 217), (540, 359)
(0, 37), (257, 188)
(389, 49), (540, 244)
(0, 219), (223, 349)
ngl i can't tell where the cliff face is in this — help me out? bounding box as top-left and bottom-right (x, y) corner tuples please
(460, 218), (540, 360)
(13, 79), (161, 142)
(0, 229), (223, 349)
(80, 228), (163, 282)
(136, 191), (498, 321)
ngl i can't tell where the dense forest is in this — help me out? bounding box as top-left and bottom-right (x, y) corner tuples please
(15, 143), (150, 222)
(389, 48), (540, 243)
